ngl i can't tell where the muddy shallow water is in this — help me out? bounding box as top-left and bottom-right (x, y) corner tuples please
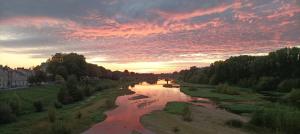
(84, 80), (214, 134)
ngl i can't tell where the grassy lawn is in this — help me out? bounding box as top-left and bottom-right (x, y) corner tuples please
(0, 85), (60, 114)
(0, 79), (135, 134)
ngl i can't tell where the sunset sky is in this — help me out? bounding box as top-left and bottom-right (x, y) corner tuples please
(0, 0), (300, 73)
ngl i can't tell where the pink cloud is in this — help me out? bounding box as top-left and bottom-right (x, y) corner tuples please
(154, 1), (243, 22)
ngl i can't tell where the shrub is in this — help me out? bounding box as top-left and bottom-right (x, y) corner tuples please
(237, 78), (256, 88)
(51, 121), (71, 134)
(255, 77), (279, 91)
(48, 107), (56, 123)
(69, 87), (84, 102)
(76, 111), (82, 119)
(250, 105), (300, 134)
(215, 83), (240, 95)
(57, 86), (73, 104)
(54, 101), (63, 109)
(278, 79), (300, 92)
(33, 100), (44, 112)
(283, 89), (300, 106)
(0, 103), (16, 124)
(83, 86), (93, 97)
(65, 75), (84, 102)
(182, 106), (192, 122)
(9, 93), (21, 115)
(225, 119), (243, 128)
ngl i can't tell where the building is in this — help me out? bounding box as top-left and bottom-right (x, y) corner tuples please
(0, 66), (9, 89)
(0, 66), (33, 89)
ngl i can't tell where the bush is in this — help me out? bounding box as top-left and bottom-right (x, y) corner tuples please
(33, 100), (44, 112)
(283, 89), (300, 106)
(8, 93), (21, 115)
(83, 86), (93, 97)
(76, 111), (82, 119)
(51, 121), (71, 134)
(65, 75), (84, 102)
(250, 105), (300, 134)
(278, 79), (300, 92)
(48, 107), (56, 122)
(182, 106), (192, 122)
(0, 103), (16, 124)
(237, 78), (256, 88)
(54, 101), (63, 109)
(57, 86), (73, 104)
(69, 87), (84, 102)
(215, 83), (240, 95)
(255, 77), (279, 91)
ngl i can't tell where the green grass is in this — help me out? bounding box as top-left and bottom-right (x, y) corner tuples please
(0, 85), (60, 113)
(220, 103), (260, 114)
(215, 83), (240, 95)
(180, 86), (261, 102)
(164, 102), (189, 115)
(179, 81), (300, 133)
(0, 79), (135, 134)
(250, 104), (300, 134)
(164, 102), (192, 121)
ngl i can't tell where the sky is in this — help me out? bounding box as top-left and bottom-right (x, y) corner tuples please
(0, 0), (300, 73)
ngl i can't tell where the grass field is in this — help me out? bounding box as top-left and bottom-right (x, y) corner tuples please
(180, 83), (265, 115)
(0, 85), (60, 114)
(0, 79), (135, 134)
(164, 102), (189, 115)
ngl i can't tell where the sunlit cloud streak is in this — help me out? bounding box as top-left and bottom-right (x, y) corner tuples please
(0, 0), (300, 73)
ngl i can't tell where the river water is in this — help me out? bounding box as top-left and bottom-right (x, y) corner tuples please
(84, 80), (214, 134)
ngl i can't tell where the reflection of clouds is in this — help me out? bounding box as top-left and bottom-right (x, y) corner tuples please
(137, 99), (158, 109)
(86, 80), (215, 134)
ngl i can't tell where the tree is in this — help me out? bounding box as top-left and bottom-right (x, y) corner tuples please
(177, 47), (300, 91)
(46, 53), (87, 79)
(28, 65), (47, 85)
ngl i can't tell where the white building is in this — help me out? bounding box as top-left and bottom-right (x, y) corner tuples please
(0, 67), (9, 88)
(0, 66), (33, 89)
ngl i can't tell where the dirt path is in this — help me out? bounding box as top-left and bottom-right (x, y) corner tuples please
(141, 105), (250, 134)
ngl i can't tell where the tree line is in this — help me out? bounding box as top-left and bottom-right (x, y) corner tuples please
(177, 47), (300, 92)
(28, 53), (138, 85)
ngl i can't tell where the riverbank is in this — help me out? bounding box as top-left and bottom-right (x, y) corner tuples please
(141, 104), (248, 134)
(0, 79), (135, 134)
(140, 82), (270, 134)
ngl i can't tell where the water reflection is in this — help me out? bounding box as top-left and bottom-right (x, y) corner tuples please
(85, 80), (214, 134)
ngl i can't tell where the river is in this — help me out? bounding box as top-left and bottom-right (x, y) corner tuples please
(84, 79), (214, 134)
